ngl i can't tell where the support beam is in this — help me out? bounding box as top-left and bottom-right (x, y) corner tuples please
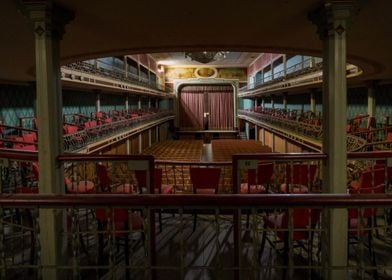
(125, 96), (129, 111)
(21, 2), (73, 279)
(310, 2), (358, 279)
(283, 93), (288, 110)
(367, 81), (377, 117)
(96, 92), (101, 112)
(310, 90), (316, 113)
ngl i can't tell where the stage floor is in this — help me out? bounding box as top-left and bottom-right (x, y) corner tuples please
(143, 139), (272, 163)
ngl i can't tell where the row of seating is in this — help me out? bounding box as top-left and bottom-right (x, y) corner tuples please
(240, 109), (323, 138)
(1, 109), (172, 152)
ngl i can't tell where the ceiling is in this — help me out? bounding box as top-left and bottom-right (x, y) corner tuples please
(150, 52), (260, 68)
(1, 1), (392, 84)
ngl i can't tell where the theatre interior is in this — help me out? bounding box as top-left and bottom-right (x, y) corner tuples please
(1, 1), (392, 279)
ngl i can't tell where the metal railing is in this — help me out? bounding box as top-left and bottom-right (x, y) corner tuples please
(0, 194), (391, 279)
(1, 151), (392, 279)
(62, 60), (166, 93)
(63, 110), (174, 153)
(241, 58), (322, 92)
(239, 109), (368, 152)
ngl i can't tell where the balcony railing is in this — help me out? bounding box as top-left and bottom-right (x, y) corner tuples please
(62, 61), (166, 93)
(0, 194), (391, 279)
(238, 109), (368, 152)
(0, 151), (392, 279)
(63, 110), (174, 153)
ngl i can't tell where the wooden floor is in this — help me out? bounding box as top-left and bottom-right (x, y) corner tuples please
(143, 139), (272, 163)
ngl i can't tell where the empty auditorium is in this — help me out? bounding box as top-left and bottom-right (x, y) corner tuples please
(1, 1), (392, 279)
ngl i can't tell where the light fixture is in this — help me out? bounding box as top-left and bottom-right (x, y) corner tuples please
(185, 51), (229, 64)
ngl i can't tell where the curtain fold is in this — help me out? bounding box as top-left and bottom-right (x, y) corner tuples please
(179, 91), (204, 130)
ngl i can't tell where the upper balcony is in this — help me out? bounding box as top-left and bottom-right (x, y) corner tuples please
(61, 57), (170, 97)
(239, 56), (362, 98)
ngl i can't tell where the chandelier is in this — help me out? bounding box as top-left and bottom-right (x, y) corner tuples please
(185, 51), (229, 64)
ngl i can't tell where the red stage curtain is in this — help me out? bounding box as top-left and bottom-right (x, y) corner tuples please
(179, 85), (233, 131)
(179, 90), (204, 130)
(208, 87), (234, 130)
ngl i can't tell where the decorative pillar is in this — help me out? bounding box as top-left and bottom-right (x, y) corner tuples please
(96, 92), (101, 112)
(156, 126), (160, 142)
(124, 55), (128, 78)
(310, 90), (316, 113)
(138, 134), (142, 153)
(283, 93), (288, 110)
(310, 2), (358, 279)
(125, 96), (129, 111)
(22, 1), (73, 279)
(245, 122), (249, 140)
(254, 125), (258, 141)
(271, 133), (275, 152)
(367, 81), (377, 117)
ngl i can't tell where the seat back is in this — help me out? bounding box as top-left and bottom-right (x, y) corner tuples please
(190, 167), (221, 194)
(134, 168), (161, 193)
(248, 162), (273, 185)
(285, 164), (317, 186)
(96, 164), (111, 191)
(357, 169), (385, 190)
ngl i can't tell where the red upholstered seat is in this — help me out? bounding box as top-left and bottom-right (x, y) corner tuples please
(134, 168), (173, 194)
(189, 167), (221, 232)
(240, 163), (273, 194)
(189, 167), (221, 194)
(283, 163), (317, 193)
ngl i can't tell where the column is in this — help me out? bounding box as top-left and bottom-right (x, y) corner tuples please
(148, 97), (151, 109)
(22, 2), (73, 279)
(96, 92), (101, 112)
(156, 126), (160, 142)
(367, 81), (376, 117)
(270, 95), (275, 109)
(283, 93), (288, 110)
(310, 2), (358, 279)
(254, 125), (258, 141)
(283, 55), (287, 78)
(156, 98), (159, 109)
(148, 129), (152, 147)
(271, 133), (275, 152)
(138, 96), (141, 109)
(124, 55), (128, 78)
(254, 98), (258, 110)
(261, 128), (266, 145)
(138, 134), (142, 153)
(261, 98), (265, 108)
(310, 90), (316, 113)
(125, 96), (129, 111)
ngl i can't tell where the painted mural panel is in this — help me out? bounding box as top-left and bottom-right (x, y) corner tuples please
(165, 67), (247, 81)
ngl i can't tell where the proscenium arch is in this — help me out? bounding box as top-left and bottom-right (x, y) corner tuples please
(174, 79), (238, 130)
